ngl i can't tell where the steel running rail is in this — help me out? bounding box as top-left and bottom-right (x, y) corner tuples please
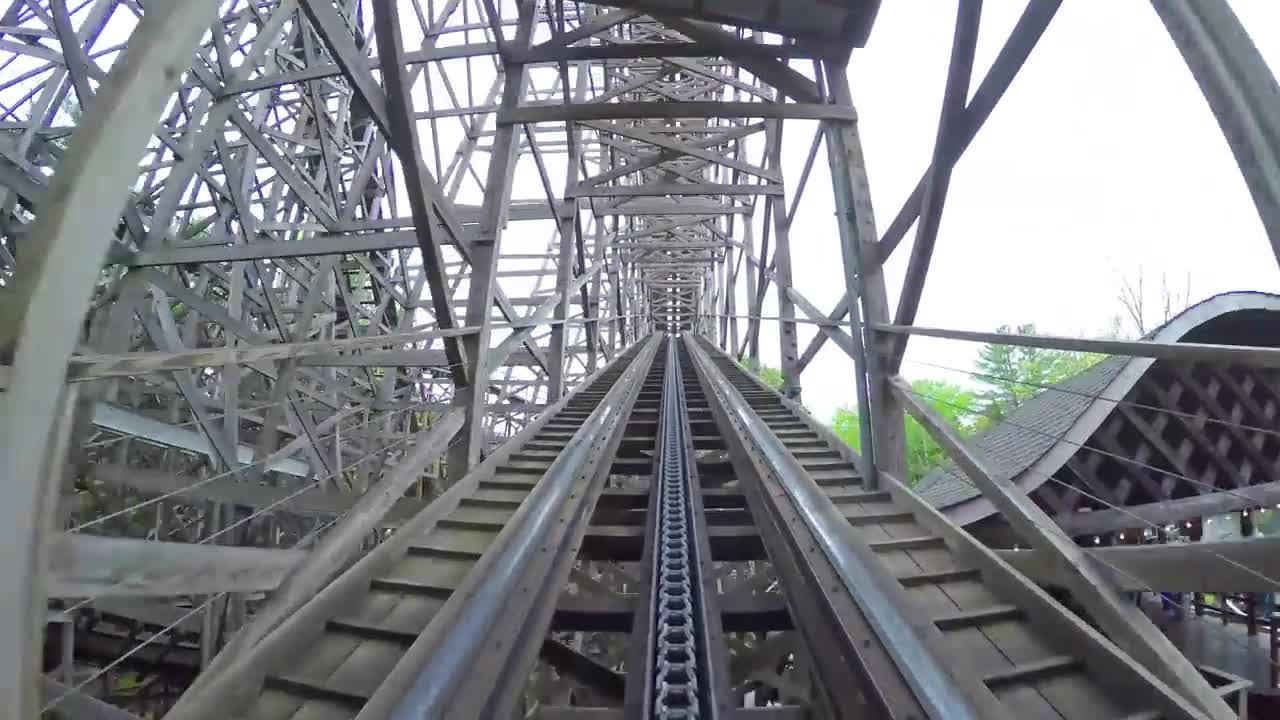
(646, 336), (716, 720)
(685, 337), (984, 720)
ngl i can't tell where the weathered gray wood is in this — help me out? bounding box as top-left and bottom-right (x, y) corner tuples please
(765, 121), (801, 397)
(1170, 365), (1277, 483)
(539, 638), (625, 700)
(69, 326), (478, 379)
(0, 2), (224, 711)
(46, 533), (305, 598)
(200, 408), (462, 669)
(1114, 404), (1199, 496)
(88, 462), (429, 526)
(798, 0), (1062, 370)
(1146, 378), (1250, 491)
(1000, 537), (1280, 593)
(90, 599), (205, 634)
(820, 61), (907, 483)
(892, 374), (1234, 720)
(657, 16), (820, 102)
(1153, 0), (1280, 267)
(42, 676), (144, 720)
(584, 120), (779, 182)
(886, 0), (981, 372)
(364, 338), (659, 719)
(572, 182), (781, 197)
(686, 339), (997, 720)
(1057, 479), (1280, 535)
(534, 7), (638, 50)
(1090, 417), (1171, 506)
(90, 403), (310, 477)
(500, 101), (856, 125)
(451, 0), (539, 477)
(370, 0), (469, 389)
(163, 339), (640, 720)
(508, 40), (824, 64)
(756, 366), (1207, 720)
(220, 42), (499, 95)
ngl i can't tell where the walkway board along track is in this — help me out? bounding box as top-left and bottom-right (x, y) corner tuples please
(193, 334), (1216, 720)
(206, 338), (656, 720)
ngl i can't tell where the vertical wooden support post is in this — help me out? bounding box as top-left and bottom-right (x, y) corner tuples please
(608, 237), (621, 353)
(726, 244), (740, 357)
(743, 220), (759, 363)
(549, 59), (589, 400)
(548, 234), (575, 396)
(588, 219), (604, 372)
(822, 62), (907, 485)
(450, 2), (536, 479)
(765, 121), (801, 398)
(1271, 616), (1278, 688)
(548, 206), (576, 401)
(718, 243), (729, 350)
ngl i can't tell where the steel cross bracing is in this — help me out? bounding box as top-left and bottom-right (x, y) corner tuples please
(2, 0), (1278, 718)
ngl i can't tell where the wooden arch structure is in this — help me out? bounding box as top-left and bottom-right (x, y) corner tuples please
(919, 292), (1280, 538)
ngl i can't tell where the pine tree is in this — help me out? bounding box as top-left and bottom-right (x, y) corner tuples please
(974, 324), (1101, 424)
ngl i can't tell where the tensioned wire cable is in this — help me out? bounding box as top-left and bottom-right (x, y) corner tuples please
(63, 429), (467, 615)
(903, 356), (1280, 443)
(52, 429), (473, 704)
(898, 384), (1280, 674)
(884, 360), (1280, 512)
(70, 394), (445, 532)
(900, 387), (1280, 606)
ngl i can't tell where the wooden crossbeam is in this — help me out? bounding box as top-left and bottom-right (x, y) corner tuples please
(1000, 537), (1280, 593)
(1057, 478), (1280, 536)
(46, 533), (305, 598)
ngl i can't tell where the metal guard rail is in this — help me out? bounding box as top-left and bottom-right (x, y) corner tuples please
(389, 335), (658, 718)
(685, 338), (982, 720)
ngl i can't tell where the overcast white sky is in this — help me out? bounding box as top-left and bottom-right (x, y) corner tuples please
(763, 0), (1280, 424)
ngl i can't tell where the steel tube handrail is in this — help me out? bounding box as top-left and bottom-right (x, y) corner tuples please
(388, 336), (656, 719)
(685, 338), (982, 720)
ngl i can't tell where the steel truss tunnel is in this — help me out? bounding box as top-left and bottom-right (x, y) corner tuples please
(2, 1), (1280, 719)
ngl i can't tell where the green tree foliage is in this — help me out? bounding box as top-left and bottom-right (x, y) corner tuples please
(973, 323), (1101, 425)
(740, 358), (784, 392)
(831, 379), (980, 485)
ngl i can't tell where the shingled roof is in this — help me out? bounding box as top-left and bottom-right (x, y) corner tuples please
(914, 356), (1127, 508)
(915, 291), (1280, 524)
